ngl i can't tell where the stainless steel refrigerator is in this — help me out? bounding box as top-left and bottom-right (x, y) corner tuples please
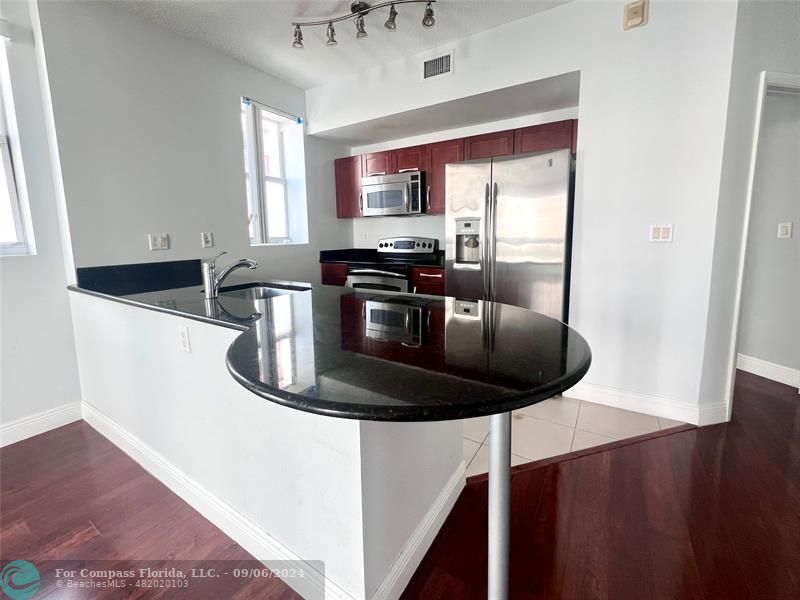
(444, 148), (574, 321)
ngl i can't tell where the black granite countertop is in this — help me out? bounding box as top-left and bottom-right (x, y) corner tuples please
(320, 248), (445, 268)
(69, 282), (591, 422)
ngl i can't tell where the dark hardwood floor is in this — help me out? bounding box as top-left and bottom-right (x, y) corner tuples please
(0, 422), (300, 599)
(402, 371), (800, 599)
(1, 371), (797, 599)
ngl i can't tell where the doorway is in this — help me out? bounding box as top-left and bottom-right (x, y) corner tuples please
(732, 72), (800, 394)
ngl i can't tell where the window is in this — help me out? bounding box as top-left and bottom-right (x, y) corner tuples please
(241, 98), (308, 246)
(0, 43), (32, 256)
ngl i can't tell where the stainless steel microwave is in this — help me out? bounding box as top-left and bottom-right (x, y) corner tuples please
(361, 172), (425, 217)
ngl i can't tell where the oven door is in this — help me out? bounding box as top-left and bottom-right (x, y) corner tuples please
(345, 269), (409, 293)
(362, 182), (411, 217)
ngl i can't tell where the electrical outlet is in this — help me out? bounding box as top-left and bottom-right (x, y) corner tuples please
(649, 224), (673, 243)
(179, 325), (191, 353)
(201, 232), (215, 248)
(359, 232), (369, 242)
(777, 222), (793, 239)
(148, 233), (170, 251)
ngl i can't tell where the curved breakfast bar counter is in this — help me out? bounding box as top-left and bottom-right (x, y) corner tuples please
(68, 282), (590, 599)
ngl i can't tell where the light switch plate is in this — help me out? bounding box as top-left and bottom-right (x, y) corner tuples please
(201, 232), (215, 248)
(624, 0), (649, 30)
(649, 224), (673, 243)
(179, 325), (191, 353)
(777, 222), (793, 239)
(148, 233), (170, 251)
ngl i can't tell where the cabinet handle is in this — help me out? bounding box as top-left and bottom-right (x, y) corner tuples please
(413, 286), (417, 294)
(359, 192), (363, 214)
(418, 272), (443, 278)
(398, 168), (419, 173)
(372, 171), (387, 176)
(426, 186), (431, 211)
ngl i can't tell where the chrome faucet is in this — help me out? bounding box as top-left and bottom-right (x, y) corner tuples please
(202, 251), (258, 299)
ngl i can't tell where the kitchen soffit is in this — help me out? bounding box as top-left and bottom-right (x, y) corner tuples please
(311, 70), (580, 146)
(110, 0), (571, 90)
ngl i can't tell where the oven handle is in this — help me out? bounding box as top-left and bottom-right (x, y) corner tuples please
(348, 269), (406, 278)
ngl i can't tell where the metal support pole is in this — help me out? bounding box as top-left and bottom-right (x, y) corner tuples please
(488, 412), (511, 600)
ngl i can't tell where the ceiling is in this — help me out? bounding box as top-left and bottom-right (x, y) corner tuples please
(110, 0), (569, 90)
(319, 71), (580, 145)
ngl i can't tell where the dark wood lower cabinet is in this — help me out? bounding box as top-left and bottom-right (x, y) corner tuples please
(321, 262), (348, 286)
(411, 267), (445, 295)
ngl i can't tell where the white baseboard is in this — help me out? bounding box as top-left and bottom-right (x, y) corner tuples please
(565, 382), (702, 425)
(0, 402), (81, 447)
(81, 402), (355, 600)
(737, 354), (800, 389)
(370, 461), (465, 600)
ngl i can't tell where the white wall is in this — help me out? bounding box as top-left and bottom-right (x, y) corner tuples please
(738, 93), (799, 371)
(310, 0), (740, 423)
(36, 0), (352, 284)
(0, 0), (81, 435)
(699, 0), (800, 412)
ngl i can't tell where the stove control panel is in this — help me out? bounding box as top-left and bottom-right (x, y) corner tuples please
(377, 237), (439, 254)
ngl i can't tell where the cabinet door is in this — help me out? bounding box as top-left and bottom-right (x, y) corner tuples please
(411, 267), (445, 296)
(514, 120), (574, 155)
(334, 156), (362, 218)
(321, 263), (348, 286)
(362, 151), (393, 177)
(392, 145), (426, 173)
(464, 130), (514, 160)
(426, 139), (464, 215)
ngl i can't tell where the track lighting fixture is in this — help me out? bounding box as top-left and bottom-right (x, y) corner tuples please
(291, 24), (303, 49)
(384, 4), (398, 31)
(326, 21), (338, 46)
(421, 2), (435, 28)
(291, 0), (436, 48)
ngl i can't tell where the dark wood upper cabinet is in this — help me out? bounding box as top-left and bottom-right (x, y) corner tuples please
(392, 145), (427, 173)
(362, 151), (393, 177)
(464, 130), (514, 160)
(514, 120), (574, 155)
(426, 139), (464, 215)
(334, 156), (362, 218)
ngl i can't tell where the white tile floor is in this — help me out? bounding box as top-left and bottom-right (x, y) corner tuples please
(463, 396), (684, 477)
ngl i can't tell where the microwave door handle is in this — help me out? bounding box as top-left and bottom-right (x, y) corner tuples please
(405, 183), (411, 213)
(426, 186), (431, 212)
(359, 191), (363, 214)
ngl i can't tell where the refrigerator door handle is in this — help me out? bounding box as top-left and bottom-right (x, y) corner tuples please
(483, 182), (492, 301)
(486, 183), (497, 301)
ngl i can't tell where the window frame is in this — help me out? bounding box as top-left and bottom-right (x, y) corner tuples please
(0, 41), (33, 257)
(243, 100), (293, 245)
(0, 135), (27, 255)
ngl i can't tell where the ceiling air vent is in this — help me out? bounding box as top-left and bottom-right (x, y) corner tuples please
(422, 51), (453, 81)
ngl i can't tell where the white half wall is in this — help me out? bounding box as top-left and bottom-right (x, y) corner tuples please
(36, 0), (352, 283)
(0, 0), (81, 430)
(309, 0), (741, 422)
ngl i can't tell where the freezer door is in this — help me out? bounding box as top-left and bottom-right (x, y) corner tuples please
(489, 149), (572, 319)
(445, 159), (492, 301)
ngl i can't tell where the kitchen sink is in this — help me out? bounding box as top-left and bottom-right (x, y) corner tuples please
(218, 281), (311, 300)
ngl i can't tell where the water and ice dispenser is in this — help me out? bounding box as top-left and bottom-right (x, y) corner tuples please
(454, 218), (481, 267)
